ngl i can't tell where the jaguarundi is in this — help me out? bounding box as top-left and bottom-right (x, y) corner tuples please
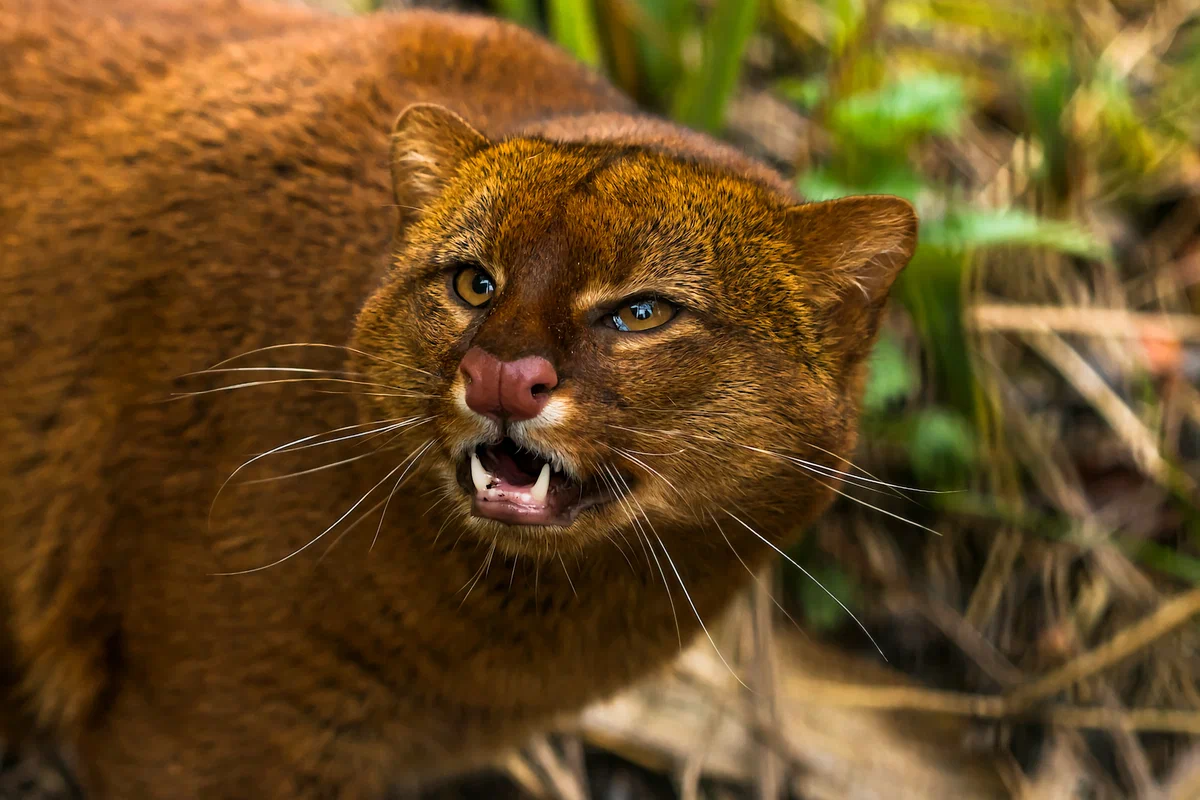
(0, 0), (918, 796)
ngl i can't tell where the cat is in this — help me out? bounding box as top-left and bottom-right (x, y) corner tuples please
(0, 0), (917, 796)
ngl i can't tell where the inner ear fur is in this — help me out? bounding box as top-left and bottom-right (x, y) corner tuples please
(390, 103), (491, 226)
(785, 195), (918, 332)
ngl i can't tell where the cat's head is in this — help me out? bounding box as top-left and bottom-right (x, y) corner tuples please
(353, 104), (917, 558)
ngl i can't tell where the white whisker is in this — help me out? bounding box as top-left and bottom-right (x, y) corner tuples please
(171, 376), (426, 398)
(607, 445), (685, 500)
(209, 417), (418, 526)
(607, 530), (637, 573)
(210, 453), (432, 576)
(723, 509), (886, 661)
(207, 342), (437, 378)
(598, 467), (653, 572)
(181, 366), (368, 378)
(371, 439), (436, 552)
(609, 424), (946, 534)
(808, 470), (943, 536)
(558, 554), (577, 598)
(652, 532), (751, 692)
(459, 543), (497, 605)
(607, 466), (682, 650)
(316, 495), (391, 565)
(708, 510), (804, 634)
(313, 390), (437, 399)
(251, 417), (423, 458)
(622, 446), (690, 457)
(241, 420), (433, 486)
(610, 424), (952, 497)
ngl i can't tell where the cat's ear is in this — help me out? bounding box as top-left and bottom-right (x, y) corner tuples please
(390, 103), (490, 219)
(784, 195), (917, 334)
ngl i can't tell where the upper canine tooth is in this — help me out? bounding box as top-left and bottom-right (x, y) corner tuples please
(530, 463), (551, 504)
(470, 452), (490, 494)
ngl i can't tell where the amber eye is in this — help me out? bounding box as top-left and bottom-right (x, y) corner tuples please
(609, 298), (676, 332)
(452, 264), (496, 308)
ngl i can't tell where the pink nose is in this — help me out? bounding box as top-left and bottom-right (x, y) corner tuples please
(459, 347), (559, 422)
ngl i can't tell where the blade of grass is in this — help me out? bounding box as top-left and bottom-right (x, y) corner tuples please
(1119, 539), (1200, 586)
(631, 0), (692, 107)
(671, 0), (760, 133)
(548, 0), (606, 69)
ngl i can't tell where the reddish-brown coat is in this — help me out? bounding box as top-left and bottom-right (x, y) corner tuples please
(0, 1), (916, 796)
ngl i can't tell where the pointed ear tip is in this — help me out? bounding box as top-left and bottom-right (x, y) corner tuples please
(799, 194), (918, 223)
(391, 103), (448, 136)
(870, 195), (919, 245)
(858, 193), (917, 217)
(390, 103), (485, 141)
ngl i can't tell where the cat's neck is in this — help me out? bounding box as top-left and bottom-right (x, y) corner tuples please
(306, 470), (768, 717)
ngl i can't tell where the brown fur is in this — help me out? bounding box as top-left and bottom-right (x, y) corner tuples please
(0, 0), (917, 796)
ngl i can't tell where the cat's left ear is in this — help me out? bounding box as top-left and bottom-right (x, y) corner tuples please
(390, 103), (491, 225)
(785, 195), (918, 335)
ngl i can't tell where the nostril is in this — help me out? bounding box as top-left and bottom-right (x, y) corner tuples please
(495, 356), (559, 421)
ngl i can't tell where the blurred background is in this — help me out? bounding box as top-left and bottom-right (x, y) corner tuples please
(302, 0), (1200, 797)
(7, 0), (1199, 798)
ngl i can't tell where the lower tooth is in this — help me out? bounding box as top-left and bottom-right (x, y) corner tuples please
(469, 452), (490, 493)
(530, 463), (551, 504)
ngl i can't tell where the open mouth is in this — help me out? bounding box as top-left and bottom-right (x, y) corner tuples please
(455, 438), (623, 526)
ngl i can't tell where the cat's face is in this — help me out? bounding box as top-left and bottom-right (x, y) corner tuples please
(353, 105), (916, 558)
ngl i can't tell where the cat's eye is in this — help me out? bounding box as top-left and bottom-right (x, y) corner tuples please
(609, 298), (676, 333)
(452, 264), (496, 308)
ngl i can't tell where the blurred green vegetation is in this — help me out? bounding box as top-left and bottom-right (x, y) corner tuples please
(490, 0), (1200, 630)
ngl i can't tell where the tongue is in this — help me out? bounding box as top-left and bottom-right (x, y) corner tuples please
(488, 448), (539, 487)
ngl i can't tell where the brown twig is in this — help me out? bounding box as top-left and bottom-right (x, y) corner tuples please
(775, 588), (1200, 734)
(1002, 588), (1200, 714)
(1021, 331), (1196, 495)
(526, 736), (588, 800)
(498, 750), (553, 800)
(750, 569), (784, 800)
(969, 303), (1200, 341)
(963, 529), (1025, 632)
(678, 708), (728, 800)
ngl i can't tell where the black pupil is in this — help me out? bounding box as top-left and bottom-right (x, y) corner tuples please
(471, 272), (493, 296)
(631, 301), (654, 320)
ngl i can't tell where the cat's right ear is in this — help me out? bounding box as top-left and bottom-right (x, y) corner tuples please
(390, 104), (490, 222)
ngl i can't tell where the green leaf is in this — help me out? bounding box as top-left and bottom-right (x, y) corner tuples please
(863, 331), (917, 415)
(920, 209), (1109, 259)
(892, 246), (975, 414)
(1118, 539), (1200, 585)
(910, 408), (976, 485)
(795, 169), (857, 202)
(795, 164), (926, 204)
(828, 72), (969, 149)
(826, 0), (866, 55)
(914, 0), (1067, 43)
(1019, 49), (1078, 199)
(775, 76), (828, 111)
(671, 0), (760, 133)
(632, 0), (693, 105)
(547, 0), (605, 68)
